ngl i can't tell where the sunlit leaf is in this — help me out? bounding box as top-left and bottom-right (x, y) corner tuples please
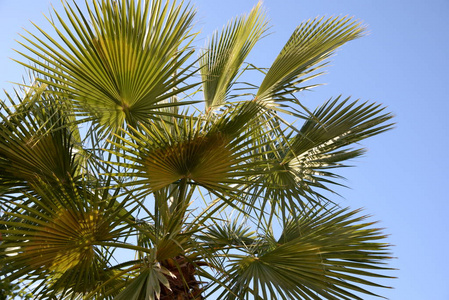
(220, 206), (394, 300)
(200, 2), (268, 109)
(16, 0), (199, 136)
(256, 16), (365, 110)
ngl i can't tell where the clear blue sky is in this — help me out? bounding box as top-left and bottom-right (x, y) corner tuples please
(1, 0), (448, 299)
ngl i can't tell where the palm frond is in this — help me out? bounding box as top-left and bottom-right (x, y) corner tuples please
(0, 177), (133, 298)
(200, 2), (268, 109)
(218, 206), (394, 300)
(199, 219), (257, 250)
(112, 258), (173, 300)
(286, 96), (394, 176)
(16, 0), (199, 136)
(104, 101), (272, 201)
(256, 16), (365, 108)
(0, 85), (80, 201)
(246, 97), (394, 216)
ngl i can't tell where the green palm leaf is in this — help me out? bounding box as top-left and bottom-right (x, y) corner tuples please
(200, 219), (257, 250)
(0, 85), (80, 201)
(285, 97), (393, 194)
(200, 2), (268, 109)
(219, 206), (394, 300)
(104, 101), (272, 200)
(256, 16), (365, 109)
(16, 0), (199, 136)
(112, 261), (173, 300)
(246, 97), (393, 216)
(286, 97), (393, 163)
(0, 178), (133, 298)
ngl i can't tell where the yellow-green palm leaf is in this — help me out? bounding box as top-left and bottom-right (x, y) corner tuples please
(0, 86), (80, 200)
(217, 207), (394, 300)
(200, 2), (268, 109)
(105, 101), (271, 198)
(16, 0), (199, 136)
(0, 179), (131, 298)
(245, 97), (393, 216)
(256, 16), (365, 110)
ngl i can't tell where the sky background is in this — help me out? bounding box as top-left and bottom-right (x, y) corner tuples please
(1, 0), (448, 299)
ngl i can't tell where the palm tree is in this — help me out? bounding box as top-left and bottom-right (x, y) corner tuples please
(0, 0), (395, 299)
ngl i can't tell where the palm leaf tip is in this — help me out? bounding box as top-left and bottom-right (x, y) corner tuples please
(286, 96), (393, 188)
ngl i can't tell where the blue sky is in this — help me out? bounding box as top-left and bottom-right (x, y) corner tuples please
(1, 0), (448, 299)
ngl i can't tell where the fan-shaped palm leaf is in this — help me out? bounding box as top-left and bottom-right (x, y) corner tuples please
(218, 206), (394, 300)
(199, 219), (257, 250)
(246, 97), (393, 216)
(200, 2), (268, 109)
(0, 85), (80, 201)
(16, 0), (199, 136)
(104, 101), (275, 203)
(256, 16), (365, 110)
(0, 178), (134, 298)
